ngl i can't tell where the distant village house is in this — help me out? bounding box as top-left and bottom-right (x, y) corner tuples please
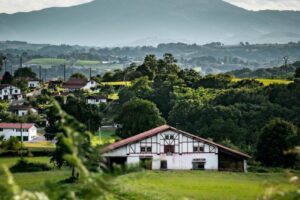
(102, 125), (250, 172)
(86, 95), (108, 105)
(8, 105), (38, 117)
(63, 78), (97, 92)
(0, 84), (22, 100)
(0, 123), (37, 142)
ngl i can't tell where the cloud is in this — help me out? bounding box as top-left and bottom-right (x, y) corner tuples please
(0, 0), (93, 14)
(224, 0), (300, 11)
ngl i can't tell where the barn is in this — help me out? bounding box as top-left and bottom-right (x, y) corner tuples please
(102, 125), (250, 172)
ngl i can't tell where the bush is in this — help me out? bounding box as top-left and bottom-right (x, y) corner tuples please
(10, 159), (51, 173)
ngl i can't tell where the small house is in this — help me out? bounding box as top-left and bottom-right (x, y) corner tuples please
(0, 123), (37, 141)
(28, 79), (40, 88)
(86, 95), (108, 105)
(63, 78), (97, 92)
(0, 84), (22, 100)
(8, 105), (38, 117)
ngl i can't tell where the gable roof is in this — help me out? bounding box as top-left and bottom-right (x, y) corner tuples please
(102, 125), (251, 159)
(0, 123), (35, 129)
(63, 78), (88, 89)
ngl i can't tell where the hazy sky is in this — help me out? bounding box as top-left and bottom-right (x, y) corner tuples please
(0, 0), (299, 14)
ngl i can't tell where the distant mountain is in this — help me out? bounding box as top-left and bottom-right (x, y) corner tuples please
(0, 0), (300, 46)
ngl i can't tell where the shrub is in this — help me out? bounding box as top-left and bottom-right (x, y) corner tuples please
(10, 159), (51, 173)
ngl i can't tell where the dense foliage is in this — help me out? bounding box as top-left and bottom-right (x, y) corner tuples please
(108, 54), (300, 165)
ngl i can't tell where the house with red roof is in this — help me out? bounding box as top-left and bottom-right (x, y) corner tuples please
(63, 78), (97, 92)
(0, 123), (37, 141)
(102, 125), (250, 172)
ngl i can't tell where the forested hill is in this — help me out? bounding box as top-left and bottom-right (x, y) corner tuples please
(227, 61), (300, 79)
(1, 0), (300, 46)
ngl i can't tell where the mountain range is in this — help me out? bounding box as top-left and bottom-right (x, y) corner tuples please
(0, 0), (300, 46)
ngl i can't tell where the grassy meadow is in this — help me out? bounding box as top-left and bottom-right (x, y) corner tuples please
(232, 78), (293, 86)
(0, 156), (296, 200)
(26, 58), (68, 65)
(115, 171), (296, 200)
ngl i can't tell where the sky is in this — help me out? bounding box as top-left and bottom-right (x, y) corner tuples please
(0, 0), (299, 14)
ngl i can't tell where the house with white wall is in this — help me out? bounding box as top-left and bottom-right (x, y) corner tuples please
(102, 125), (250, 172)
(28, 79), (40, 88)
(86, 95), (107, 105)
(8, 105), (38, 117)
(0, 84), (22, 100)
(0, 123), (37, 141)
(63, 78), (97, 92)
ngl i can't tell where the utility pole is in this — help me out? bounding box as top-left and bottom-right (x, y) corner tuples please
(20, 122), (23, 159)
(283, 56), (289, 74)
(3, 56), (7, 72)
(64, 64), (66, 81)
(19, 56), (23, 68)
(39, 65), (42, 81)
(98, 126), (102, 144)
(89, 67), (92, 80)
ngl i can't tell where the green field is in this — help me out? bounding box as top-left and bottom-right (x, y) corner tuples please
(232, 78), (293, 86)
(26, 58), (68, 65)
(0, 156), (296, 199)
(116, 171), (296, 200)
(102, 81), (132, 86)
(75, 60), (101, 66)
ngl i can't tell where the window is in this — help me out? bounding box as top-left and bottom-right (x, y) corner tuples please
(15, 90), (18, 93)
(0, 128), (3, 131)
(141, 146), (152, 153)
(193, 146), (204, 152)
(165, 134), (174, 140)
(164, 145), (175, 154)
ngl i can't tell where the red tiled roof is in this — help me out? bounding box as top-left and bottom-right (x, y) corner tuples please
(102, 125), (251, 159)
(0, 123), (35, 129)
(63, 78), (88, 89)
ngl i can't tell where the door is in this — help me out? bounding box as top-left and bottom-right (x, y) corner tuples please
(140, 157), (152, 170)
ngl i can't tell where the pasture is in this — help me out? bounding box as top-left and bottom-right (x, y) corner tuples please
(116, 171), (296, 200)
(232, 78), (293, 86)
(26, 58), (68, 65)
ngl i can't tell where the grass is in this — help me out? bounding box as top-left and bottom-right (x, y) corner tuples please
(102, 81), (132, 86)
(115, 171), (297, 200)
(26, 58), (68, 65)
(0, 157), (52, 168)
(75, 60), (101, 66)
(0, 157), (297, 199)
(108, 93), (119, 100)
(24, 141), (55, 149)
(232, 78), (293, 86)
(91, 130), (117, 146)
(0, 157), (69, 191)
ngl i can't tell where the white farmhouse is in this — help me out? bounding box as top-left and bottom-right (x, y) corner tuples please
(0, 84), (22, 100)
(63, 78), (97, 92)
(9, 105), (38, 117)
(102, 125), (250, 172)
(0, 123), (37, 141)
(86, 95), (107, 105)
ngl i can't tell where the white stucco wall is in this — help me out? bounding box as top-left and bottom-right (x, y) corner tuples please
(0, 126), (37, 141)
(28, 81), (40, 88)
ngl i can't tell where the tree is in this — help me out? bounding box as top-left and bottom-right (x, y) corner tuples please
(50, 100), (99, 178)
(295, 67), (300, 83)
(116, 98), (166, 138)
(256, 119), (298, 167)
(70, 73), (87, 80)
(14, 67), (37, 79)
(1, 72), (13, 84)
